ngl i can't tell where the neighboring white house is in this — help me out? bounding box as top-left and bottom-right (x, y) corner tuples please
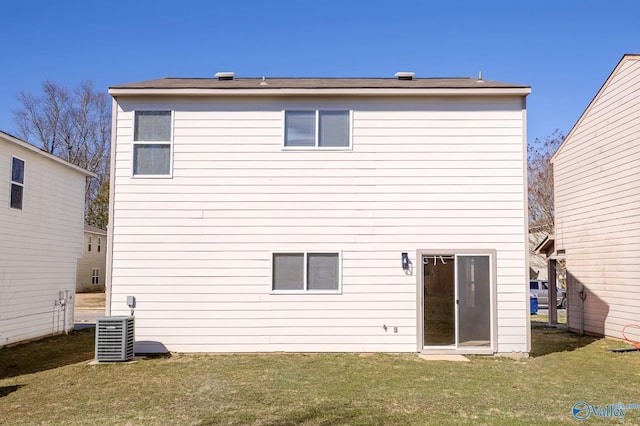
(551, 54), (640, 341)
(76, 225), (107, 292)
(107, 73), (531, 355)
(0, 130), (93, 346)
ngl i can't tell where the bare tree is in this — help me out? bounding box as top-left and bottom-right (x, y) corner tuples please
(528, 130), (565, 282)
(528, 129), (565, 235)
(14, 81), (111, 229)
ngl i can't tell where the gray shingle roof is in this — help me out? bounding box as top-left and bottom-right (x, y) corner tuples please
(110, 77), (528, 90)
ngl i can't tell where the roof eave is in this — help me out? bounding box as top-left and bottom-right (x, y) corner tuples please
(0, 131), (96, 178)
(551, 53), (640, 163)
(534, 234), (555, 255)
(109, 87), (531, 97)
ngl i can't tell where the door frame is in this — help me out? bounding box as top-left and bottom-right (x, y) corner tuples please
(416, 249), (498, 354)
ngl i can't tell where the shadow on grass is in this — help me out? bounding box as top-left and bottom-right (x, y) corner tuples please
(530, 323), (600, 357)
(0, 384), (23, 398)
(0, 328), (95, 379)
(198, 401), (398, 426)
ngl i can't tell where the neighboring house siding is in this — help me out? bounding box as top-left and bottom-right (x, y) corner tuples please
(553, 55), (640, 340)
(76, 227), (107, 292)
(0, 134), (88, 346)
(109, 95), (528, 354)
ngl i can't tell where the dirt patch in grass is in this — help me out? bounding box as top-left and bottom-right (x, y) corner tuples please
(75, 292), (106, 310)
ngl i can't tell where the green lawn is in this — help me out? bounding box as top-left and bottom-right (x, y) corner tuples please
(1, 325), (639, 425)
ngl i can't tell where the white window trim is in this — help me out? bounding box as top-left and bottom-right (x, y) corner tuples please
(282, 110), (353, 151)
(131, 110), (174, 178)
(92, 268), (100, 284)
(271, 251), (343, 294)
(9, 155), (25, 210)
(88, 236), (92, 252)
(97, 237), (102, 252)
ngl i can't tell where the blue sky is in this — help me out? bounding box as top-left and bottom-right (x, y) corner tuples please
(1, 0), (639, 143)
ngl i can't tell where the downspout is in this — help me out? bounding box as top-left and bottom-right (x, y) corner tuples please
(104, 98), (119, 316)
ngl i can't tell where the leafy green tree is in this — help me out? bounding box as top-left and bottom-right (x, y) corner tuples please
(86, 181), (109, 230)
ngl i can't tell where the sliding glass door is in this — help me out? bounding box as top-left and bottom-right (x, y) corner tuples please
(422, 254), (492, 348)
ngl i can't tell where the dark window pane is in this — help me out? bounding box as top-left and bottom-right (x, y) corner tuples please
(285, 112), (315, 147)
(133, 144), (171, 175)
(12, 157), (24, 183)
(134, 111), (172, 141)
(307, 253), (339, 290)
(319, 111), (349, 147)
(273, 253), (304, 290)
(10, 184), (23, 209)
(457, 255), (491, 346)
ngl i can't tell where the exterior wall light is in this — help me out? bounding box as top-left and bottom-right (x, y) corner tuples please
(402, 252), (409, 270)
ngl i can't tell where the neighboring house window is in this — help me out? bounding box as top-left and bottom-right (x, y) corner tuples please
(97, 237), (102, 252)
(133, 111), (172, 176)
(284, 110), (351, 148)
(88, 236), (92, 252)
(272, 252), (341, 291)
(92, 268), (100, 285)
(10, 156), (25, 210)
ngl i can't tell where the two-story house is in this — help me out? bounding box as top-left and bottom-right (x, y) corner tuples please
(76, 225), (107, 292)
(1, 130), (93, 345)
(107, 72), (531, 356)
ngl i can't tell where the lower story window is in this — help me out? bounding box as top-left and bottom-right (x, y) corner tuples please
(92, 268), (100, 285)
(272, 252), (340, 291)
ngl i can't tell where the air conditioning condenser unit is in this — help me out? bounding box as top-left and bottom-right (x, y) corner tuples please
(95, 316), (135, 362)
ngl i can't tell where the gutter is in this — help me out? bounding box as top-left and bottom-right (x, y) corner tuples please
(109, 87), (532, 97)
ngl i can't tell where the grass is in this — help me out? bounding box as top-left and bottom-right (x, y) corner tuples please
(531, 308), (567, 325)
(1, 326), (639, 425)
(74, 292), (106, 310)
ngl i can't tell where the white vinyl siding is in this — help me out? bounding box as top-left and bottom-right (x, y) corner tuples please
(109, 95), (528, 354)
(0, 136), (87, 345)
(553, 56), (640, 341)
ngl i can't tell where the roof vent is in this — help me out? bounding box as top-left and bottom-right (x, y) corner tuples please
(394, 72), (415, 81)
(215, 72), (236, 81)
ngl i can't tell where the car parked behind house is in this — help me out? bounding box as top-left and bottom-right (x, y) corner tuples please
(529, 280), (566, 308)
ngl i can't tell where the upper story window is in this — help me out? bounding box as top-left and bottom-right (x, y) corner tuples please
(88, 236), (92, 252)
(10, 156), (25, 210)
(97, 237), (102, 252)
(133, 111), (172, 177)
(284, 110), (351, 149)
